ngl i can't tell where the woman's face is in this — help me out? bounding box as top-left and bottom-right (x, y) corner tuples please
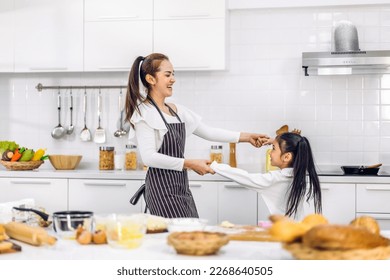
(151, 59), (175, 98)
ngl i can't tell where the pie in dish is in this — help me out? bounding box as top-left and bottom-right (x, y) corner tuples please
(168, 231), (229, 256)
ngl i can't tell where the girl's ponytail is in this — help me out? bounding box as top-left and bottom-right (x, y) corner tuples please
(279, 134), (322, 217)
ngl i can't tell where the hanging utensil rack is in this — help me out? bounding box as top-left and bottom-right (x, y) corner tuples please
(36, 83), (127, 92)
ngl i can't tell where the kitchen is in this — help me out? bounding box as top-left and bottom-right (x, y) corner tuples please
(1, 0), (390, 270)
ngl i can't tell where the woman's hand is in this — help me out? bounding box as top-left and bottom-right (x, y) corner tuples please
(239, 132), (270, 148)
(184, 159), (215, 175)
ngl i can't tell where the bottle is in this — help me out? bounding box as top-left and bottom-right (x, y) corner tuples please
(229, 143), (237, 167)
(99, 146), (115, 170)
(265, 149), (279, 172)
(125, 144), (138, 170)
(210, 145), (223, 163)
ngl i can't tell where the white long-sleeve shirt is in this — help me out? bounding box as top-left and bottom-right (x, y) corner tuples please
(210, 161), (304, 220)
(129, 102), (240, 171)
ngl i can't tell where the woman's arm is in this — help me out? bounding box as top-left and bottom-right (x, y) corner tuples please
(194, 123), (269, 147)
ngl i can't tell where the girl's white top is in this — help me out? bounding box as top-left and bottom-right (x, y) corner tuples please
(129, 102), (240, 171)
(210, 162), (304, 220)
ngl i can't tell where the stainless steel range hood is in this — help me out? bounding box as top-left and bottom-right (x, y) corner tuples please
(302, 50), (390, 76)
(302, 21), (390, 76)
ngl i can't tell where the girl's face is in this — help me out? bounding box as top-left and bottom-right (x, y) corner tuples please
(270, 139), (292, 169)
(270, 139), (283, 168)
(150, 59), (175, 98)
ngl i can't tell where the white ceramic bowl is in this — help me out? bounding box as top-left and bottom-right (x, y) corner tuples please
(167, 218), (207, 232)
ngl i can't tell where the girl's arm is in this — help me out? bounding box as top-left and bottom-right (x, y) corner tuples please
(210, 162), (275, 190)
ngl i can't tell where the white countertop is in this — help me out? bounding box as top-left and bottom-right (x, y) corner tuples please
(0, 230), (292, 260)
(2, 167), (390, 184)
(2, 229), (390, 260)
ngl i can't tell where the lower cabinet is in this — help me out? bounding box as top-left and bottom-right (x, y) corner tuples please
(304, 183), (356, 224)
(190, 181), (258, 225)
(218, 182), (258, 225)
(68, 179), (143, 215)
(0, 177), (68, 215)
(356, 184), (390, 230)
(189, 181), (218, 225)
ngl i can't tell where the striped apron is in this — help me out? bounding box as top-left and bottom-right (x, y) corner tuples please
(144, 102), (199, 218)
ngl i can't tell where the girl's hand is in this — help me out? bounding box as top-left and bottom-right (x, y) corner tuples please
(184, 159), (215, 175)
(239, 132), (270, 148)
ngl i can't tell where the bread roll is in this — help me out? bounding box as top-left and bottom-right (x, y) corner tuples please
(269, 220), (309, 242)
(302, 214), (328, 229)
(303, 224), (389, 250)
(350, 216), (380, 235)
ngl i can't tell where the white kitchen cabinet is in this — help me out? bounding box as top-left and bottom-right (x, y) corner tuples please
(357, 184), (390, 230)
(68, 179), (142, 215)
(0, 0), (14, 72)
(153, 0), (226, 70)
(218, 182), (257, 225)
(84, 0), (153, 71)
(0, 178), (68, 215)
(14, 0), (83, 72)
(304, 183), (356, 224)
(189, 181), (218, 225)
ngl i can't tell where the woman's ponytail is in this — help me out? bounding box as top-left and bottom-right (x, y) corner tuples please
(125, 56), (145, 125)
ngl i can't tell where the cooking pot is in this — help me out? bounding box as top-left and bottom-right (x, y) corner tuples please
(12, 207), (94, 235)
(341, 164), (382, 175)
(52, 211), (94, 237)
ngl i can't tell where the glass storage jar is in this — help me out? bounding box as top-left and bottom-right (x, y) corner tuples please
(99, 146), (115, 170)
(210, 145), (223, 163)
(125, 144), (138, 170)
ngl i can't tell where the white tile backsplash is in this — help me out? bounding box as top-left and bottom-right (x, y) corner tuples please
(2, 5), (390, 170)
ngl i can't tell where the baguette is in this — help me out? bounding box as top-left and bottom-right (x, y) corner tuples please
(302, 224), (390, 250)
(4, 222), (56, 246)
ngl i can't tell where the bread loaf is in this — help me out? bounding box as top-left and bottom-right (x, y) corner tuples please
(302, 224), (389, 250)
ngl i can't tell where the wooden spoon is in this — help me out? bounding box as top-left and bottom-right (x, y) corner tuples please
(366, 164), (382, 168)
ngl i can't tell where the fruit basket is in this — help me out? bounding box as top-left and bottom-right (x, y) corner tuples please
(0, 160), (44, 171)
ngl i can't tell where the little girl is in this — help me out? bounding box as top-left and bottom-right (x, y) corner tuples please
(210, 132), (322, 219)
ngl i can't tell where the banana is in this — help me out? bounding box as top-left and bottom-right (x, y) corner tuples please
(4, 222), (56, 246)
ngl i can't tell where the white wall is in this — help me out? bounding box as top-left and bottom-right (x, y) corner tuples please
(1, 4), (390, 172)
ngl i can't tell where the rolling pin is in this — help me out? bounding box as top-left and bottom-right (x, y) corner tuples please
(4, 222), (56, 246)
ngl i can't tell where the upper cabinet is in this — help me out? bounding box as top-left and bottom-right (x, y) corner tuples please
(14, 0), (83, 72)
(153, 0), (227, 70)
(3, 0), (227, 73)
(84, 0), (153, 71)
(0, 0), (14, 72)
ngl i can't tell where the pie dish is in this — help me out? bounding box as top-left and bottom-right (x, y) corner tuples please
(168, 231), (229, 256)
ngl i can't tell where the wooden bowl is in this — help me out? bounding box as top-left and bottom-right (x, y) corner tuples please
(48, 155), (82, 170)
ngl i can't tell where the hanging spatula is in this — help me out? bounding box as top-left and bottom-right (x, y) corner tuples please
(94, 89), (106, 144)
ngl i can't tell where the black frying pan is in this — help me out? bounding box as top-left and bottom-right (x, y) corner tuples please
(341, 164), (382, 175)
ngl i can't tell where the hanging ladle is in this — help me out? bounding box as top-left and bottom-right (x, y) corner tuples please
(66, 88), (74, 135)
(51, 88), (66, 139)
(114, 88), (127, 137)
(80, 87), (92, 141)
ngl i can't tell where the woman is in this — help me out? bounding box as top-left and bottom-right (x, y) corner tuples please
(125, 53), (269, 218)
(210, 132), (322, 220)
